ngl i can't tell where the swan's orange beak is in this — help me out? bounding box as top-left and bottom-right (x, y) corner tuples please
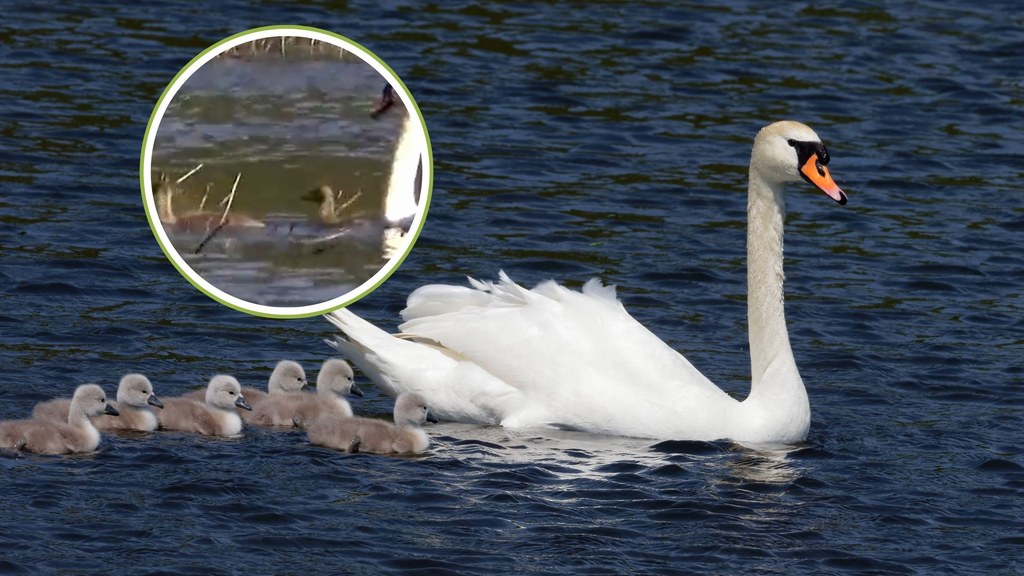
(800, 155), (847, 205)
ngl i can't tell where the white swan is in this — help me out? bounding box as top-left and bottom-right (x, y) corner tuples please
(325, 121), (847, 443)
(371, 84), (422, 231)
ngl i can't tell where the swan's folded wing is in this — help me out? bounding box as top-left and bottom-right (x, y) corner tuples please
(398, 273), (732, 413)
(325, 309), (523, 425)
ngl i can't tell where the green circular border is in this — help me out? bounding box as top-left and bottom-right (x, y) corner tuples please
(139, 25), (433, 319)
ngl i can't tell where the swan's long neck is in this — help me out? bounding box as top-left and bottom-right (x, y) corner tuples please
(383, 115), (421, 226)
(745, 171), (808, 426)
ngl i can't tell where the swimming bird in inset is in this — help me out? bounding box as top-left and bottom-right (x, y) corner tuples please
(371, 84), (423, 232)
(153, 173), (264, 232)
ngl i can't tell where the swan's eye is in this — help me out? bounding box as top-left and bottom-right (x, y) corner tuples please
(818, 150), (830, 165)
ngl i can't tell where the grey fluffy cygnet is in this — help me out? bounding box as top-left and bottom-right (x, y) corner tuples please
(0, 384), (118, 454)
(249, 359), (363, 427)
(305, 392), (437, 455)
(180, 361), (306, 423)
(157, 375), (252, 437)
(236, 360), (307, 424)
(33, 373), (163, 432)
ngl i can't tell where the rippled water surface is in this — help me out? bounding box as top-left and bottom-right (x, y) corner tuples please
(1, 2), (1022, 575)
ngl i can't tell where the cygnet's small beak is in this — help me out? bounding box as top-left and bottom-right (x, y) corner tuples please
(235, 395), (253, 411)
(349, 382), (364, 398)
(104, 404), (120, 417)
(426, 411), (439, 424)
(148, 394), (164, 409)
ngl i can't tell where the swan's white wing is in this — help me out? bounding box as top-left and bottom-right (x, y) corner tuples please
(325, 309), (522, 425)
(399, 272), (736, 434)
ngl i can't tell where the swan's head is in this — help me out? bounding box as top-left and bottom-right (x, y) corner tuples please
(370, 84), (401, 119)
(752, 121), (847, 205)
(302, 185), (334, 204)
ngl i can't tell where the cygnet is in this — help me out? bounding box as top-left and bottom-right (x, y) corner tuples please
(305, 392), (436, 455)
(249, 358), (363, 427)
(33, 373), (163, 432)
(157, 375), (252, 437)
(0, 384), (118, 454)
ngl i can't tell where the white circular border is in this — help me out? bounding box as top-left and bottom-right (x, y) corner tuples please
(140, 26), (432, 319)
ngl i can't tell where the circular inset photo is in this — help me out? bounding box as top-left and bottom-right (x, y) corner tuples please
(140, 26), (431, 318)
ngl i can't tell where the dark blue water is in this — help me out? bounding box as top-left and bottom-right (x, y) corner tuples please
(1, 2), (1022, 574)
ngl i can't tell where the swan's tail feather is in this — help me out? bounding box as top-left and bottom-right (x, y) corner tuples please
(323, 309), (408, 398)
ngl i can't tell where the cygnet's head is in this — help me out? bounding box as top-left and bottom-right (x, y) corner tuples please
(71, 384), (119, 419)
(393, 392), (438, 427)
(206, 375), (252, 411)
(117, 373), (163, 409)
(268, 361), (307, 394)
(317, 359), (363, 397)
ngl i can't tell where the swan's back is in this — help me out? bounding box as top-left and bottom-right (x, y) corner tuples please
(398, 272), (736, 434)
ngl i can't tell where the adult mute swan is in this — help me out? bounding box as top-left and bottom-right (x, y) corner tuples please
(325, 121), (847, 443)
(371, 84), (422, 233)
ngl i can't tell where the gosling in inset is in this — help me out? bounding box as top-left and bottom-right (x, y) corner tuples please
(33, 373), (163, 432)
(157, 375), (252, 437)
(249, 358), (363, 427)
(0, 384), (118, 454)
(305, 392), (437, 455)
(154, 173), (265, 231)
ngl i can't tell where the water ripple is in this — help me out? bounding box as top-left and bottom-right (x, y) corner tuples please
(0, 1), (1022, 574)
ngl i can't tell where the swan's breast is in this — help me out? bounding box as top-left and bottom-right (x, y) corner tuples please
(216, 410), (243, 437)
